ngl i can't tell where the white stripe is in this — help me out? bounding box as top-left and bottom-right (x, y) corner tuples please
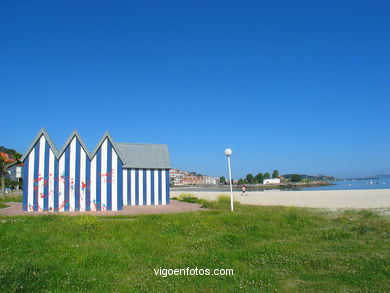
(69, 138), (76, 211)
(90, 156), (96, 211)
(146, 170), (151, 205)
(130, 169), (135, 206)
(49, 150), (55, 211)
(123, 169), (128, 206)
(38, 136), (45, 211)
(154, 170), (159, 205)
(27, 149), (35, 211)
(58, 154), (65, 211)
(162, 170), (166, 205)
(80, 148), (86, 211)
(112, 150), (118, 211)
(101, 139), (107, 211)
(138, 169), (143, 205)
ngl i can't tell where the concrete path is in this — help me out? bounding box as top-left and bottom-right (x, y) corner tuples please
(0, 200), (206, 216)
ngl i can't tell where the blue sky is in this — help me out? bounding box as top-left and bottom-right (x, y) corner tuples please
(1, 0), (389, 179)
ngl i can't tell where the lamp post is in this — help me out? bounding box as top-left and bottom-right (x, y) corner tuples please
(224, 148), (234, 211)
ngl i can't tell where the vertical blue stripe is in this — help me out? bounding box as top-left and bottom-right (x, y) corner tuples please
(64, 146), (70, 211)
(158, 169), (162, 205)
(33, 142), (40, 211)
(43, 141), (50, 211)
(127, 169), (131, 205)
(117, 157), (123, 210)
(166, 170), (170, 204)
(22, 157), (29, 211)
(75, 140), (80, 211)
(135, 169), (139, 205)
(151, 170), (155, 205)
(86, 156), (90, 211)
(143, 169), (147, 205)
(54, 155), (59, 211)
(96, 149), (101, 211)
(106, 142), (112, 211)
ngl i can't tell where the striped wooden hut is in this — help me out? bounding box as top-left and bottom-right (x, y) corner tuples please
(21, 128), (171, 212)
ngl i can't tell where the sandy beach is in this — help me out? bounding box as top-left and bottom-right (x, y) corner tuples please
(171, 189), (390, 209)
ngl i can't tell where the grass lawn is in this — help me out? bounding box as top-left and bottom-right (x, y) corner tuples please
(0, 194), (22, 209)
(0, 194), (389, 292)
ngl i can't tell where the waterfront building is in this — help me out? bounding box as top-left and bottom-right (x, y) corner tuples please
(263, 178), (281, 185)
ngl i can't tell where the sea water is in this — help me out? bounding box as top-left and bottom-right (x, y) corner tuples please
(300, 177), (390, 191)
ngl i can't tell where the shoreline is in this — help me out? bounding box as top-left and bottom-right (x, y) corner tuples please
(171, 189), (390, 209)
(171, 181), (333, 192)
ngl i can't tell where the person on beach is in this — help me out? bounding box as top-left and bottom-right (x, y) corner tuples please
(241, 185), (246, 196)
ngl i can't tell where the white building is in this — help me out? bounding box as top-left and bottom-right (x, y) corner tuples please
(263, 178), (281, 185)
(202, 176), (217, 185)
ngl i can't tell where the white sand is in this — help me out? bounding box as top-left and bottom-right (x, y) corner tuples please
(171, 189), (390, 209)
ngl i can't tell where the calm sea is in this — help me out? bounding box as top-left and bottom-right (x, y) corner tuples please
(300, 178), (390, 191)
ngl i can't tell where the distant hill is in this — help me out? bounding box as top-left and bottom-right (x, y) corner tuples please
(282, 174), (336, 181)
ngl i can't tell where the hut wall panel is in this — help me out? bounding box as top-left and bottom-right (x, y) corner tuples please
(122, 168), (169, 206)
(90, 156), (97, 211)
(48, 149), (55, 211)
(123, 169), (128, 206)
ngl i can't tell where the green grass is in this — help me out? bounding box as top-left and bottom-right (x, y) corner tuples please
(0, 194), (22, 209)
(1, 194), (389, 292)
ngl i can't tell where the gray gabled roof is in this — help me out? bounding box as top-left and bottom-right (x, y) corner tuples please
(22, 128), (171, 169)
(90, 131), (125, 164)
(21, 128), (59, 161)
(58, 129), (92, 159)
(116, 143), (171, 169)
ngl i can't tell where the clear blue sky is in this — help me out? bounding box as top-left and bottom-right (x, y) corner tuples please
(1, 0), (389, 179)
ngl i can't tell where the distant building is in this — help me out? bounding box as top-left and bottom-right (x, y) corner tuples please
(0, 151), (14, 163)
(169, 168), (218, 186)
(181, 176), (203, 185)
(0, 152), (21, 181)
(169, 169), (185, 185)
(263, 178), (281, 185)
(6, 165), (22, 181)
(202, 176), (217, 185)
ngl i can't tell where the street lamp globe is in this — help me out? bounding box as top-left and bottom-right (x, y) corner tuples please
(224, 148), (232, 157)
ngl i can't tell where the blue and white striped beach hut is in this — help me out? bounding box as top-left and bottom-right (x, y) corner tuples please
(21, 129), (171, 212)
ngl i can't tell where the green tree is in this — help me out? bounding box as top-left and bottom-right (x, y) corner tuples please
(219, 176), (226, 185)
(238, 178), (245, 185)
(255, 173), (264, 184)
(0, 152), (21, 197)
(291, 174), (302, 182)
(245, 174), (254, 184)
(264, 172), (271, 179)
(272, 170), (279, 178)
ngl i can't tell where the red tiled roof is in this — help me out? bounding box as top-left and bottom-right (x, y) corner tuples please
(0, 152), (15, 163)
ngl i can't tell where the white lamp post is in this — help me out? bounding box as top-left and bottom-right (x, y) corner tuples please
(224, 148), (234, 211)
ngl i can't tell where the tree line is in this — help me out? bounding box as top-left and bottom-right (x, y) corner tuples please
(218, 170), (302, 185)
(239, 170), (280, 184)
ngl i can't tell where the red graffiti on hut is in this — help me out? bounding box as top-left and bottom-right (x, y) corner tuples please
(99, 168), (115, 183)
(28, 165), (120, 211)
